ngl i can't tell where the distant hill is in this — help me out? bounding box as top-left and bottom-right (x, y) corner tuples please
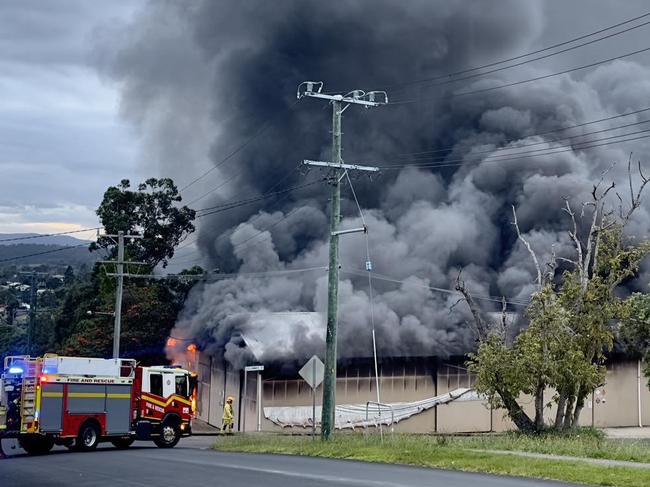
(0, 233), (98, 267)
(0, 233), (92, 247)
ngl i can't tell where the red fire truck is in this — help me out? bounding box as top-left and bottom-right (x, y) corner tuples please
(0, 354), (196, 455)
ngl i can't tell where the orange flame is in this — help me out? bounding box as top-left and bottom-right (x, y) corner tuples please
(186, 343), (197, 353)
(166, 337), (178, 347)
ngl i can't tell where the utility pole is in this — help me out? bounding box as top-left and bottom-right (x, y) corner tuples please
(19, 271), (46, 355)
(297, 81), (387, 439)
(102, 231), (144, 359)
(114, 231), (125, 360)
(27, 272), (36, 354)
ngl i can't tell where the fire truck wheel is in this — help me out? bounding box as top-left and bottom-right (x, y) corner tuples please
(76, 422), (100, 451)
(154, 423), (180, 448)
(19, 435), (54, 455)
(110, 437), (135, 449)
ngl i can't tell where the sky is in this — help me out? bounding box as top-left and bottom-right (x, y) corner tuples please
(0, 0), (649, 241)
(0, 0), (144, 236)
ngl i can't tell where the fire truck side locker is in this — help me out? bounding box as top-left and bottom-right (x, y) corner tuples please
(39, 379), (134, 437)
(106, 384), (132, 434)
(39, 383), (63, 432)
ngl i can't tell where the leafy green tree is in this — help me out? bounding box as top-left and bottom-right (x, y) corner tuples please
(463, 163), (650, 432)
(91, 178), (196, 268)
(51, 178), (201, 362)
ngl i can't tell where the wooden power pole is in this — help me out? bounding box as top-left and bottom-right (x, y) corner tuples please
(296, 82), (387, 439)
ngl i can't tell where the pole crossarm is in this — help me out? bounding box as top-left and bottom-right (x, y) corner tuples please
(297, 81), (388, 107)
(103, 233), (144, 239)
(303, 160), (379, 172)
(331, 226), (367, 237)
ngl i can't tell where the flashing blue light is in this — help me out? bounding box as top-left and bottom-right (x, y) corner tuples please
(8, 367), (23, 374)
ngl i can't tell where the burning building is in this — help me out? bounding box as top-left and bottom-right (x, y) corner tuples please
(98, 1), (650, 431)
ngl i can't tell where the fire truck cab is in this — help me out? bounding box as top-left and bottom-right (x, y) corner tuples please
(0, 355), (196, 455)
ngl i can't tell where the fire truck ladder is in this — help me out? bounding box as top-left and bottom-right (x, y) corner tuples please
(20, 359), (40, 432)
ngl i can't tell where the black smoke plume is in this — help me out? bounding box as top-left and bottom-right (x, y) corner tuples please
(96, 0), (650, 367)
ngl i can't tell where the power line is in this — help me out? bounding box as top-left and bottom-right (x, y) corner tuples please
(179, 100), (299, 193)
(0, 227), (101, 243)
(391, 123), (650, 166)
(387, 12), (650, 92)
(376, 132), (650, 170)
(112, 266), (329, 281)
(390, 46), (650, 104)
(0, 243), (89, 264)
(372, 129), (650, 169)
(195, 164), (302, 213)
(397, 106), (650, 157)
(230, 207), (305, 253)
(174, 172), (326, 268)
(185, 169), (244, 207)
(341, 268), (529, 307)
(195, 179), (323, 217)
(188, 160), (304, 211)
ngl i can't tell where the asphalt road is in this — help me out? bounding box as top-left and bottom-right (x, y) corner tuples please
(0, 436), (576, 487)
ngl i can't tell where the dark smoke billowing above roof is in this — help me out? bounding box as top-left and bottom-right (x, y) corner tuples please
(98, 1), (650, 368)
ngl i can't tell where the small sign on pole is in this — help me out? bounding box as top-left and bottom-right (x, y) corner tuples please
(299, 355), (324, 438)
(245, 365), (265, 372)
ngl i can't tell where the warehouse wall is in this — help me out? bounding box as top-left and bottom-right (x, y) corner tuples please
(192, 353), (649, 433)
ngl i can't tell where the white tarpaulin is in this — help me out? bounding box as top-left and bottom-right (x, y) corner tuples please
(264, 388), (478, 429)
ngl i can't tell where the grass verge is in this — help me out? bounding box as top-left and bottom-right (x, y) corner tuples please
(446, 428), (650, 463)
(213, 433), (650, 487)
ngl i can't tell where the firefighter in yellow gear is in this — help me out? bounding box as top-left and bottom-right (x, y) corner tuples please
(222, 396), (234, 433)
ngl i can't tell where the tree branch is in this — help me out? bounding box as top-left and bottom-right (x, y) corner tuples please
(562, 198), (583, 283)
(512, 205), (543, 289)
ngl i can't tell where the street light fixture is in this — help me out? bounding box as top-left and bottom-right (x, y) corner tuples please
(86, 310), (115, 317)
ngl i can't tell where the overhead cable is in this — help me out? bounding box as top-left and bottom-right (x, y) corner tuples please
(179, 100), (299, 193)
(397, 106), (650, 157)
(0, 243), (90, 263)
(390, 46), (650, 104)
(341, 268), (529, 307)
(376, 132), (650, 170)
(0, 227), (101, 243)
(389, 14), (650, 92)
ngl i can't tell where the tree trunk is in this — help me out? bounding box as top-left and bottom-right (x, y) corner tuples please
(572, 385), (589, 428)
(534, 381), (545, 431)
(554, 392), (567, 429)
(496, 385), (535, 432)
(563, 395), (576, 430)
